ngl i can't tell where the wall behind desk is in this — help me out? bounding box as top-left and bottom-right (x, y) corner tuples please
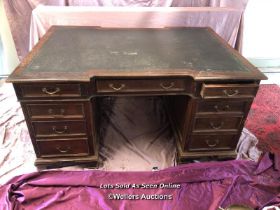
(242, 0), (280, 68)
(0, 0), (19, 76)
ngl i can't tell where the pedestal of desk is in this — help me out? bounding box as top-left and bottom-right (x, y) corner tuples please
(13, 80), (258, 166)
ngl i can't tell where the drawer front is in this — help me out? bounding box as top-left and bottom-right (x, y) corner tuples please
(32, 120), (87, 137)
(26, 103), (85, 119)
(37, 139), (89, 157)
(188, 134), (238, 151)
(201, 84), (258, 99)
(194, 116), (243, 132)
(18, 83), (82, 98)
(197, 100), (248, 114)
(96, 79), (189, 93)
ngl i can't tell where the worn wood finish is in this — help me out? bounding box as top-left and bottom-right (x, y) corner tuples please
(37, 138), (89, 157)
(32, 120), (87, 138)
(7, 26), (267, 165)
(201, 84), (259, 99)
(14, 82), (92, 99)
(188, 134), (238, 151)
(196, 100), (249, 114)
(193, 116), (243, 132)
(96, 78), (193, 94)
(26, 103), (85, 120)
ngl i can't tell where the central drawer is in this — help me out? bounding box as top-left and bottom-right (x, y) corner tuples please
(96, 78), (190, 93)
(32, 120), (87, 137)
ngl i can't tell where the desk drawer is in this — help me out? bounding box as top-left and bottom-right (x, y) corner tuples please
(32, 120), (87, 137)
(26, 103), (85, 119)
(188, 134), (238, 151)
(18, 83), (82, 98)
(96, 79), (188, 93)
(197, 100), (248, 114)
(201, 84), (258, 99)
(37, 139), (89, 157)
(194, 116), (243, 132)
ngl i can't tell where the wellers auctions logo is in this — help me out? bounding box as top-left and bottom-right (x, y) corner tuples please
(108, 193), (173, 200)
(101, 183), (181, 200)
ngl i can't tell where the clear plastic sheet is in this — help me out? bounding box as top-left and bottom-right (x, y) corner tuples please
(98, 96), (176, 170)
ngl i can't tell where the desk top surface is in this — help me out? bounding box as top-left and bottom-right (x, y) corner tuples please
(8, 26), (266, 82)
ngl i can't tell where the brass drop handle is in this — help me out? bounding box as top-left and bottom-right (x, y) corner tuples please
(214, 104), (230, 112)
(48, 108), (65, 116)
(210, 121), (224, 129)
(52, 125), (68, 134)
(205, 139), (219, 147)
(56, 146), (71, 153)
(160, 82), (175, 90)
(42, 87), (61, 95)
(109, 83), (125, 91)
(223, 89), (239, 97)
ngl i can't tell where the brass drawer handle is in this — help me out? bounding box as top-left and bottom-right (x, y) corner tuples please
(42, 87), (61, 95)
(223, 89), (239, 97)
(109, 83), (125, 91)
(56, 146), (71, 153)
(210, 121), (224, 129)
(205, 139), (219, 147)
(214, 105), (230, 112)
(48, 108), (65, 116)
(52, 125), (68, 134)
(160, 82), (175, 90)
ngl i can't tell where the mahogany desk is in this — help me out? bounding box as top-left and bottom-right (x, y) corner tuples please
(7, 26), (267, 166)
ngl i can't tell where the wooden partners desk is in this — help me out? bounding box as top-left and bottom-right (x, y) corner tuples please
(7, 26), (267, 166)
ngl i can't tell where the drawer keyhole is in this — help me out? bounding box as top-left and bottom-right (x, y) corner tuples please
(210, 121), (224, 129)
(205, 139), (219, 147)
(48, 108), (65, 116)
(52, 126), (68, 134)
(42, 87), (61, 95)
(56, 146), (71, 153)
(214, 105), (230, 112)
(109, 83), (126, 91)
(223, 89), (239, 97)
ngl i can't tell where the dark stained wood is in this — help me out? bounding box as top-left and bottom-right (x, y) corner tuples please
(25, 103), (85, 120)
(196, 100), (249, 115)
(201, 83), (259, 99)
(188, 134), (238, 151)
(36, 138), (89, 157)
(96, 78), (194, 94)
(34, 155), (99, 166)
(19, 98), (97, 165)
(193, 116), (243, 132)
(32, 120), (87, 138)
(20, 84), (81, 98)
(6, 26), (267, 165)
